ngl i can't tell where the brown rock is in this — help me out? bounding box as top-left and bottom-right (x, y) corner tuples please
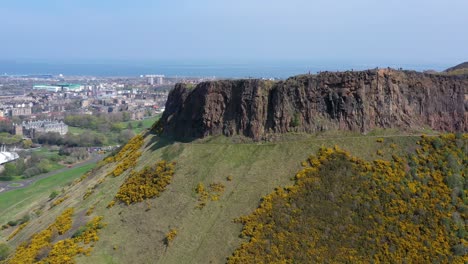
(158, 69), (468, 141)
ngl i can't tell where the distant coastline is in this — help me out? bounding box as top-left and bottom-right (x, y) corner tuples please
(0, 60), (454, 79)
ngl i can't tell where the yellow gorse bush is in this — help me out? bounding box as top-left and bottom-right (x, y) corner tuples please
(195, 182), (225, 207)
(7, 222), (29, 241)
(114, 161), (176, 205)
(164, 228), (178, 246)
(8, 208), (74, 263)
(7, 208), (105, 264)
(105, 134), (144, 177)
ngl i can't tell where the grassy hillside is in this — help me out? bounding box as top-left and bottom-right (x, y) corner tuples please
(442, 62), (468, 76)
(81, 132), (422, 264)
(2, 128), (465, 263)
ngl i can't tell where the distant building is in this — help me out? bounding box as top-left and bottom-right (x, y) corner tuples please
(21, 120), (68, 138)
(0, 146), (19, 165)
(156, 76), (164, 85)
(33, 85), (61, 92)
(145, 75), (164, 86)
(10, 107), (32, 117)
(33, 83), (84, 92)
(58, 83), (84, 92)
(14, 124), (23, 136)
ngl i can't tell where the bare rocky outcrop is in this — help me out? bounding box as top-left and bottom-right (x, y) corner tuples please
(157, 69), (468, 141)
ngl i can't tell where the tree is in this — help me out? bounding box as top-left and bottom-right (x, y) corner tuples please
(3, 163), (17, 177)
(23, 139), (33, 149)
(122, 111), (131, 122)
(118, 129), (136, 143)
(111, 123), (125, 132)
(0, 120), (13, 133)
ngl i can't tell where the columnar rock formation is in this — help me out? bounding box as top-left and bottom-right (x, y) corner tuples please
(158, 69), (467, 141)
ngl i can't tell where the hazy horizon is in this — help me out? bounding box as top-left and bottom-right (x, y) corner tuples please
(0, 59), (457, 78)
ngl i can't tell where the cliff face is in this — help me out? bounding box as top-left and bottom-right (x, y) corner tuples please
(159, 69), (468, 141)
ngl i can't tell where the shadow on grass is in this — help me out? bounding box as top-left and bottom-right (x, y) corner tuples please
(147, 136), (174, 151)
(145, 130), (196, 152)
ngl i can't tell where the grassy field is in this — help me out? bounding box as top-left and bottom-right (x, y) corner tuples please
(0, 163), (96, 225)
(33, 148), (65, 171)
(67, 126), (89, 135)
(117, 115), (160, 134)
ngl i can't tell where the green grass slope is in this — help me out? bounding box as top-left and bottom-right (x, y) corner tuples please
(1, 130), (440, 263)
(81, 133), (422, 264)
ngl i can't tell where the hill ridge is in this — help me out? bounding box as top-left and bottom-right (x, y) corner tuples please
(445, 61), (468, 72)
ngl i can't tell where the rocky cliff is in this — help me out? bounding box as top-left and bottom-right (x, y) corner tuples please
(157, 69), (468, 141)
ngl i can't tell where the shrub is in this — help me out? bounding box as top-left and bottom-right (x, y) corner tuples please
(164, 229), (177, 246)
(106, 201), (115, 208)
(83, 189), (93, 200)
(290, 112), (300, 127)
(7, 222), (28, 241)
(49, 190), (59, 200)
(54, 208), (74, 235)
(7, 220), (18, 227)
(106, 134), (144, 177)
(19, 214), (30, 224)
(51, 195), (69, 207)
(8, 208), (74, 263)
(86, 205), (95, 216)
(115, 161), (175, 205)
(8, 209), (105, 263)
(195, 182), (225, 207)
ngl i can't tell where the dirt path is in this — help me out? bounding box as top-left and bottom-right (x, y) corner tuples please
(0, 154), (103, 193)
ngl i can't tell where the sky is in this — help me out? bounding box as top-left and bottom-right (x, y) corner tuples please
(0, 0), (467, 67)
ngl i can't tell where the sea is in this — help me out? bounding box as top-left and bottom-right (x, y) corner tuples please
(0, 60), (452, 79)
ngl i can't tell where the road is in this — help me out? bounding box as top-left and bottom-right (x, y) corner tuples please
(0, 154), (103, 194)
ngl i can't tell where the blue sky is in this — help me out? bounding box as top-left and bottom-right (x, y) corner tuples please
(1, 0), (467, 65)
